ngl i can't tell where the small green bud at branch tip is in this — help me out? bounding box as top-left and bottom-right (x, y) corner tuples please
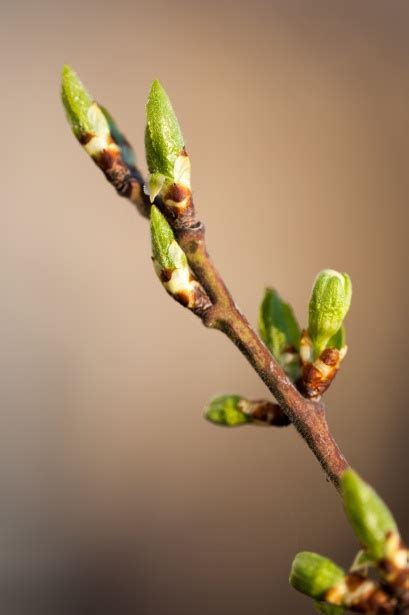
(308, 269), (352, 358)
(61, 65), (94, 139)
(341, 469), (398, 561)
(145, 79), (184, 179)
(61, 64), (112, 160)
(204, 395), (251, 427)
(290, 552), (345, 601)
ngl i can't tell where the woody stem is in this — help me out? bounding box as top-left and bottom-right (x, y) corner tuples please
(176, 222), (349, 489)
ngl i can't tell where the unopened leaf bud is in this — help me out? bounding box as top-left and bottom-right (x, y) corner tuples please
(204, 395), (251, 427)
(150, 205), (209, 312)
(290, 552), (345, 601)
(144, 80), (192, 208)
(145, 80), (184, 178)
(341, 469), (398, 561)
(308, 270), (352, 358)
(61, 65), (113, 158)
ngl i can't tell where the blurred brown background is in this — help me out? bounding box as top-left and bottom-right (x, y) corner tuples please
(2, 1), (409, 613)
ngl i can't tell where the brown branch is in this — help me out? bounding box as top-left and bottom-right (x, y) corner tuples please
(175, 221), (348, 488)
(86, 134), (349, 488)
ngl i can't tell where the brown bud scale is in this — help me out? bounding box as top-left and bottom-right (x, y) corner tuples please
(301, 348), (344, 398)
(241, 400), (291, 426)
(91, 142), (149, 215)
(325, 573), (397, 614)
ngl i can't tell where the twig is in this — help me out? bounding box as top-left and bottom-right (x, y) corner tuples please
(174, 218), (349, 488)
(60, 65), (349, 488)
(122, 178), (349, 486)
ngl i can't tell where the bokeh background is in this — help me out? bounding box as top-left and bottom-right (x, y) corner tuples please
(2, 1), (409, 613)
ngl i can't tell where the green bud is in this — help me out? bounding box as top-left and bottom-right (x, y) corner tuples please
(341, 469), (398, 561)
(61, 65), (94, 139)
(289, 552), (345, 600)
(204, 395), (251, 427)
(308, 270), (352, 357)
(150, 205), (188, 273)
(145, 80), (184, 179)
(314, 601), (345, 615)
(61, 65), (111, 158)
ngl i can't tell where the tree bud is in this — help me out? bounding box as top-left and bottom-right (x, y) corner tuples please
(290, 552), (345, 601)
(308, 270), (352, 358)
(341, 469), (398, 561)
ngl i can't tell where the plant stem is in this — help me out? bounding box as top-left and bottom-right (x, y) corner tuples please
(176, 222), (349, 489)
(84, 139), (349, 488)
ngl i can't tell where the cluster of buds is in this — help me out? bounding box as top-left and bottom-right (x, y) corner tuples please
(205, 394), (291, 427)
(150, 205), (210, 315)
(205, 271), (352, 433)
(257, 271), (351, 399)
(290, 470), (409, 613)
(62, 68), (351, 402)
(144, 80), (194, 228)
(62, 68), (211, 317)
(61, 66), (148, 215)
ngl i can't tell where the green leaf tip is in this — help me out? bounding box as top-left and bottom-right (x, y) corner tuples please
(289, 552), (345, 601)
(259, 288), (301, 380)
(150, 205), (187, 273)
(308, 269), (352, 358)
(204, 395), (251, 427)
(259, 288), (300, 353)
(61, 64), (94, 139)
(341, 469), (398, 561)
(145, 79), (184, 179)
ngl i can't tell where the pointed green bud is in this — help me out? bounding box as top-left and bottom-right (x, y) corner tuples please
(145, 80), (184, 179)
(308, 270), (352, 358)
(341, 469), (398, 561)
(150, 205), (188, 272)
(314, 601), (345, 615)
(61, 65), (94, 139)
(289, 552), (345, 601)
(150, 206), (210, 310)
(61, 65), (112, 158)
(150, 205), (204, 309)
(258, 288), (301, 380)
(204, 395), (251, 427)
